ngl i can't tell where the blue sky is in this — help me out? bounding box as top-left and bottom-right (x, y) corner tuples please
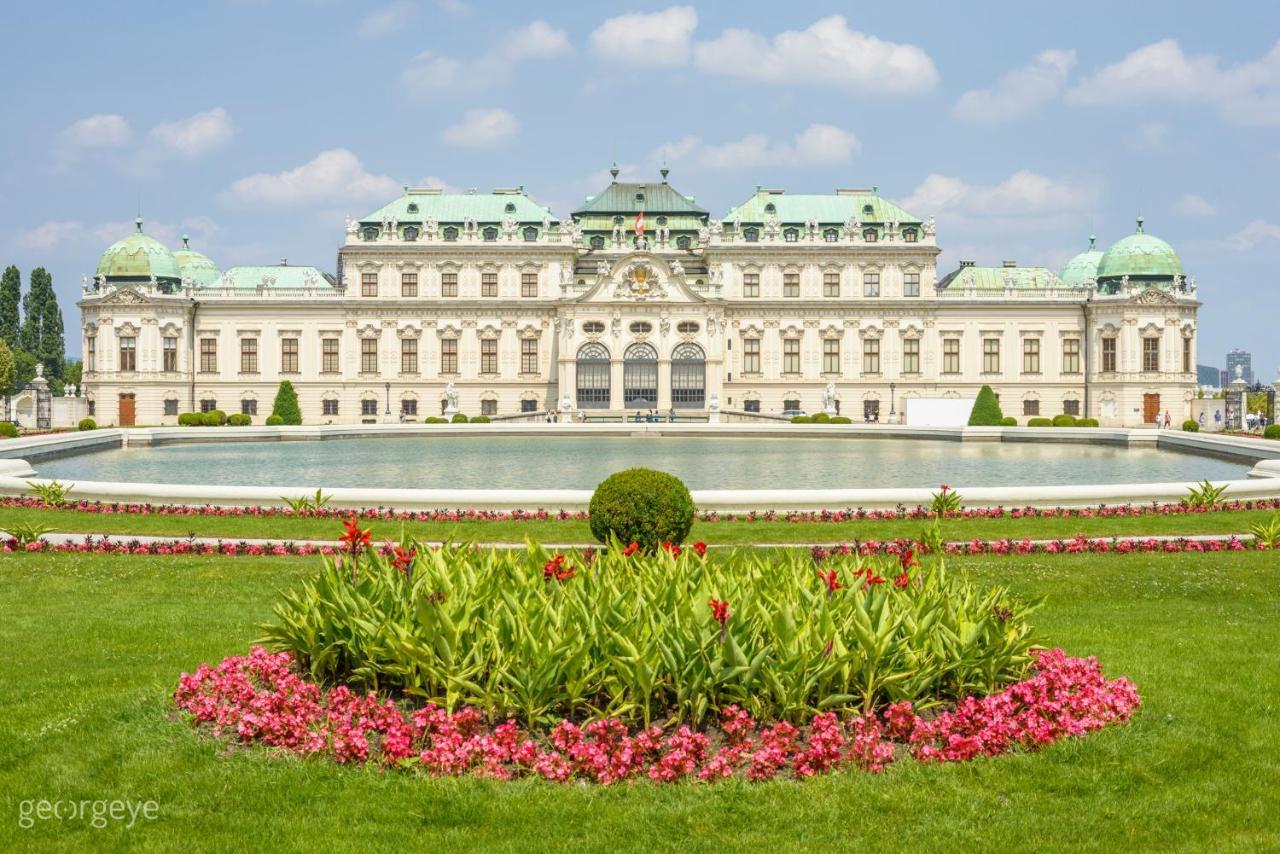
(2, 0), (1278, 375)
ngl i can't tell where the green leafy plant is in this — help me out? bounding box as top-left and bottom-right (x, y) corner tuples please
(1182, 419), (1199, 432)
(260, 540), (1042, 726)
(451, 413), (469, 423)
(589, 468), (694, 550)
(812, 412), (831, 424)
(265, 414), (285, 426)
(425, 416), (448, 424)
(470, 414), (491, 423)
(1027, 417), (1052, 427)
(271, 381), (302, 425)
(1184, 479), (1227, 509)
(227, 413), (252, 426)
(1265, 424), (1280, 440)
(5, 520), (54, 545)
(282, 489), (333, 515)
(25, 479), (73, 506)
(929, 484), (962, 517)
(77, 417), (96, 431)
(1248, 514), (1280, 549)
(202, 410), (227, 427)
(967, 385), (1004, 426)
(790, 415), (813, 423)
(1076, 417), (1100, 427)
(1000, 416), (1018, 426)
(1052, 414), (1076, 427)
(829, 416), (852, 424)
(0, 421), (17, 438)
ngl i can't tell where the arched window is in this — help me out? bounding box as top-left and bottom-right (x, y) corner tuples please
(407, 202), (419, 214)
(590, 235), (605, 250)
(765, 202), (776, 214)
(902, 228), (918, 243)
(443, 226), (458, 242)
(823, 228), (839, 242)
(522, 226), (538, 242)
(576, 343), (610, 409)
(671, 343), (705, 409)
(504, 202), (517, 213)
(676, 235), (691, 249)
(402, 226), (419, 241)
(623, 342), (658, 408)
(743, 227), (760, 243)
(863, 228), (878, 243)
(582, 320), (606, 334)
(629, 321), (653, 334)
(482, 226), (498, 242)
(783, 228), (799, 242)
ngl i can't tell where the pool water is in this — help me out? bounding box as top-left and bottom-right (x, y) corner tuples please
(32, 435), (1250, 490)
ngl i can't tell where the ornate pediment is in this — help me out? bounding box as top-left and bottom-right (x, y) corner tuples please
(1131, 288), (1177, 305)
(100, 287), (149, 306)
(575, 252), (709, 305)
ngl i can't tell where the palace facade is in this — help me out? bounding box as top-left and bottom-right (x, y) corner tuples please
(80, 171), (1199, 426)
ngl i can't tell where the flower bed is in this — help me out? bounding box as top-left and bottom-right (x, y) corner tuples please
(174, 645), (1140, 783)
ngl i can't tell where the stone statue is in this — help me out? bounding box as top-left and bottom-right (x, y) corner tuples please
(444, 382), (459, 413)
(35, 363), (44, 379)
(611, 222), (624, 245)
(148, 274), (158, 289)
(823, 381), (838, 415)
(542, 215), (551, 232)
(923, 216), (936, 236)
(670, 260), (684, 278)
(464, 216), (477, 235)
(502, 216), (518, 239)
(94, 274), (105, 289)
(345, 216), (357, 236)
(806, 218), (818, 239)
(845, 216), (860, 237)
(597, 260), (611, 277)
(709, 392), (720, 411)
(68, 384), (78, 398)
(709, 263), (723, 286)
(82, 274), (88, 289)
(698, 224), (710, 243)
(731, 215), (741, 235)
(423, 216), (437, 239)
(709, 218), (723, 238)
(1121, 274), (1130, 290)
(560, 266), (574, 287)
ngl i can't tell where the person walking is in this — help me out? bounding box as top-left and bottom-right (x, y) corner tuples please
(1163, 410), (1172, 429)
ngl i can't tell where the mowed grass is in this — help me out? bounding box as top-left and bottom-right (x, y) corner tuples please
(1, 550), (1278, 851)
(1, 502), (1277, 545)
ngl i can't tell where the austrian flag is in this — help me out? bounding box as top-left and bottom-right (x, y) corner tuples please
(634, 209), (645, 237)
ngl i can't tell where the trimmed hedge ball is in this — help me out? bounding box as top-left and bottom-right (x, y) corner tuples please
(588, 468), (695, 551)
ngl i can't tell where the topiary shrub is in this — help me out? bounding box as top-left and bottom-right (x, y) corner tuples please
(1265, 424), (1280, 440)
(265, 414), (285, 426)
(829, 416), (851, 424)
(588, 468), (695, 551)
(1027, 417), (1053, 427)
(811, 412), (831, 423)
(967, 385), (1004, 426)
(451, 413), (469, 423)
(425, 416), (447, 424)
(790, 415), (813, 423)
(177, 412), (197, 426)
(1182, 419), (1199, 432)
(0, 421), (17, 438)
(470, 414), (491, 423)
(1076, 418), (1099, 427)
(271, 380), (302, 426)
(202, 410), (227, 427)
(77, 418), (97, 431)
(228, 413), (251, 426)
(1052, 414), (1076, 427)
(1000, 416), (1018, 426)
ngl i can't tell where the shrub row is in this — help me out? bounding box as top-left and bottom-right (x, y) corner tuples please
(177, 411), (252, 427)
(791, 414), (852, 424)
(1024, 416), (1098, 428)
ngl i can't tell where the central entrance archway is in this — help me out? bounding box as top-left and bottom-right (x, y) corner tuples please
(623, 342), (658, 408)
(575, 343), (611, 409)
(670, 343), (705, 408)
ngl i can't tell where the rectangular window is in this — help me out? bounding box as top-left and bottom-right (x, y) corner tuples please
(1062, 338), (1081, 374)
(1022, 338), (1040, 374)
(823, 272), (840, 297)
(822, 339), (840, 374)
(743, 338), (761, 374)
(241, 399), (257, 416)
(441, 272), (458, 298)
(481, 272), (498, 297)
(942, 338), (961, 374)
(441, 339), (458, 374)
(1182, 337), (1192, 374)
(521, 399), (538, 413)
(520, 338), (537, 374)
(163, 398), (178, 416)
(401, 272), (417, 298)
(521, 272), (538, 298)
(1102, 337), (1117, 373)
(783, 272), (800, 298)
(401, 399), (418, 416)
(162, 337), (177, 372)
(862, 339), (880, 375)
(480, 338), (498, 374)
(1023, 399), (1040, 416)
(1143, 337), (1160, 372)
(744, 399), (761, 413)
(783, 398), (800, 413)
(281, 338), (299, 373)
(481, 399), (498, 417)
(199, 337), (216, 373)
(1063, 399), (1080, 416)
(982, 338), (1000, 374)
(361, 272), (377, 297)
(903, 272), (920, 297)
(322, 399), (338, 416)
(361, 399), (378, 416)
(240, 338), (258, 374)
(120, 337), (139, 373)
(903, 338), (920, 374)
(322, 338), (339, 373)
(743, 272), (760, 298)
(400, 338), (418, 374)
(863, 272), (880, 297)
(200, 398), (217, 413)
(86, 337), (96, 372)
(361, 338), (378, 374)
(782, 339), (800, 374)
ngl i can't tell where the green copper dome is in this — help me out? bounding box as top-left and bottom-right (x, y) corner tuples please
(172, 234), (221, 286)
(95, 218), (181, 282)
(1096, 217), (1183, 281)
(1058, 234), (1104, 286)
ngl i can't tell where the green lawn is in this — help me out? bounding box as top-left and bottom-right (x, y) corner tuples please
(1, 549), (1278, 850)
(2, 503), (1276, 545)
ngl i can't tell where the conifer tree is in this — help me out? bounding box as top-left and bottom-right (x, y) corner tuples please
(271, 380), (302, 425)
(19, 268), (64, 380)
(967, 384), (1005, 426)
(0, 266), (19, 349)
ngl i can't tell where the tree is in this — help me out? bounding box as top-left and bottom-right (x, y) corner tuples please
(271, 380), (302, 425)
(20, 268), (64, 381)
(63, 360), (82, 390)
(0, 339), (15, 398)
(0, 266), (19, 349)
(967, 384), (1005, 426)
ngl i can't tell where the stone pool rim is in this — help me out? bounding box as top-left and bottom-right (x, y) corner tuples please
(2, 423), (1278, 512)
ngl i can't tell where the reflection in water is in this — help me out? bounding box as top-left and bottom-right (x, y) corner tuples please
(33, 435), (1250, 490)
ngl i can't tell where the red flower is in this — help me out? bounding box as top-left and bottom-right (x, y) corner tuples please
(391, 546), (416, 575)
(818, 569), (842, 594)
(661, 541), (681, 557)
(543, 554), (575, 581)
(899, 548), (920, 570)
(864, 571), (886, 586)
(691, 541), (708, 557)
(708, 598), (731, 626)
(939, 484), (951, 492)
(621, 542), (641, 557)
(894, 571), (910, 588)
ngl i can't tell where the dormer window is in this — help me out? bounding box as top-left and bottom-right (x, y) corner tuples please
(823, 228), (838, 242)
(635, 192), (645, 204)
(590, 235), (605, 250)
(743, 227), (760, 243)
(361, 227), (378, 241)
(613, 215), (623, 224)
(902, 228), (918, 243)
(402, 226), (419, 241)
(862, 204), (874, 216)
(676, 235), (691, 250)
(783, 228), (799, 242)
(522, 226), (538, 242)
(764, 202), (776, 214)
(443, 226), (459, 242)
(407, 202), (419, 214)
(863, 228), (878, 243)
(657, 216), (667, 225)
(504, 202), (516, 213)
(483, 226), (498, 241)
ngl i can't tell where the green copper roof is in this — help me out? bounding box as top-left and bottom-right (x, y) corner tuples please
(200, 265), (335, 290)
(95, 218), (181, 281)
(724, 190), (922, 224)
(1058, 235), (1104, 286)
(573, 176), (707, 216)
(1096, 218), (1183, 280)
(172, 234), (221, 287)
(937, 265), (1070, 291)
(359, 189), (557, 224)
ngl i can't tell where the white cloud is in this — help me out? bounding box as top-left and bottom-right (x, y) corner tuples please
(1130, 122), (1168, 152)
(435, 0), (470, 15)
(149, 108), (234, 157)
(954, 49), (1076, 123)
(692, 16), (937, 95)
(58, 114), (133, 149)
(590, 6), (697, 68)
(225, 149), (400, 207)
(14, 220), (84, 250)
(402, 19), (569, 94)
(1068, 39), (1280, 126)
(13, 215), (220, 253)
(1175, 194), (1216, 218)
(358, 1), (416, 38)
(672, 125), (860, 171)
(1220, 220), (1280, 251)
(440, 108), (520, 148)
(901, 170), (1099, 235)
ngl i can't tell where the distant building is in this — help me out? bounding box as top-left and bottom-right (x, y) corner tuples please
(1226, 348), (1253, 385)
(1197, 364), (1221, 387)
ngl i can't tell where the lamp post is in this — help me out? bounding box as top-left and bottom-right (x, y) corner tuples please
(384, 382), (391, 416)
(889, 382), (896, 419)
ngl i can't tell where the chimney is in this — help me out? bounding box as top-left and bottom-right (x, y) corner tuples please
(959, 260), (976, 268)
(280, 258), (288, 266)
(1003, 260), (1017, 268)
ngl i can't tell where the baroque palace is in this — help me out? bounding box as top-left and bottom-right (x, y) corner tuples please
(80, 169), (1199, 426)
